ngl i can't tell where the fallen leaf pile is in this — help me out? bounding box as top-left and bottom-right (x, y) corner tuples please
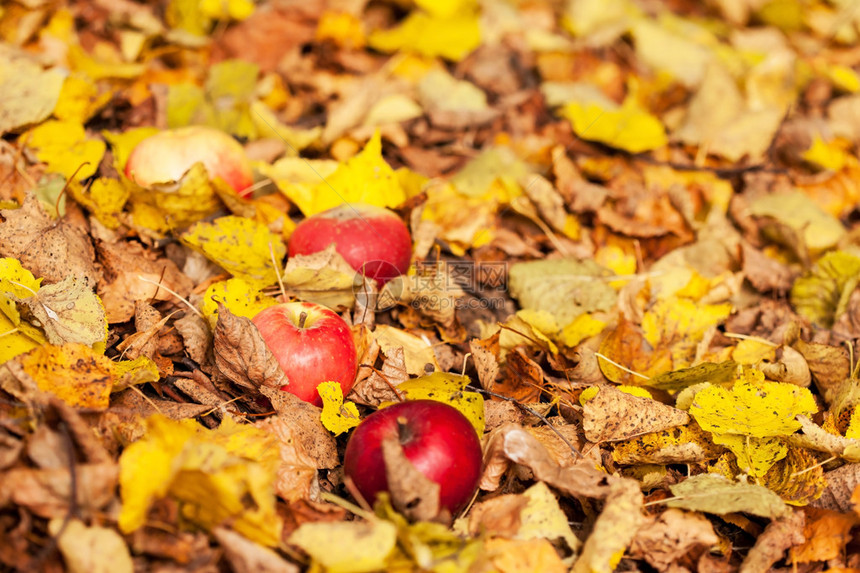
(4, 0), (860, 570)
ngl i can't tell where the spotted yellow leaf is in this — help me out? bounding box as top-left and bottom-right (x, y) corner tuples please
(319, 381), (361, 436)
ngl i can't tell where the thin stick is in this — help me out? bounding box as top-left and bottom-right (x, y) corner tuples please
(269, 241), (287, 301)
(136, 276), (203, 318)
(594, 352), (651, 380)
(723, 332), (779, 347)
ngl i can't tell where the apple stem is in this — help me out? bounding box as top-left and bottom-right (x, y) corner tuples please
(298, 311), (308, 329)
(397, 416), (412, 443)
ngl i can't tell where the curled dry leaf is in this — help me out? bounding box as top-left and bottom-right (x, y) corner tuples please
(213, 527), (299, 573)
(811, 463), (860, 512)
(739, 509), (805, 573)
(349, 344), (408, 406)
(254, 415), (322, 503)
(0, 462), (118, 519)
(470, 331), (500, 390)
(481, 423), (615, 500)
(583, 385), (690, 443)
(174, 311), (213, 367)
(571, 478), (644, 573)
(256, 387), (338, 469)
(791, 415), (860, 463)
(757, 346), (810, 387)
(96, 239), (193, 323)
(281, 244), (357, 310)
(381, 434), (444, 523)
(213, 303), (288, 390)
(629, 509), (719, 572)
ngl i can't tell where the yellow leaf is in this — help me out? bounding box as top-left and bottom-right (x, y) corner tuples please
(129, 162), (223, 231)
(369, 11), (481, 62)
(382, 372), (484, 435)
(182, 216), (286, 288)
(641, 298), (732, 366)
(372, 324), (440, 376)
(26, 119), (106, 181)
(0, 52), (65, 135)
(119, 415), (281, 546)
(0, 313), (43, 364)
(11, 276), (108, 348)
(732, 338), (777, 365)
(69, 177), (129, 229)
(825, 64), (860, 93)
(316, 11), (365, 48)
(277, 131), (406, 216)
(112, 356), (160, 391)
(20, 343), (113, 409)
(559, 97), (667, 153)
(53, 74), (113, 124)
(748, 191), (845, 253)
(289, 520), (397, 573)
(559, 313), (607, 348)
(690, 368), (817, 438)
(791, 250), (860, 328)
(802, 135), (848, 171)
(0, 257), (41, 324)
(711, 433), (787, 477)
(319, 381), (361, 436)
(67, 44), (145, 80)
(104, 127), (160, 173)
(201, 278), (278, 327)
(415, 0), (477, 18)
(200, 0), (254, 21)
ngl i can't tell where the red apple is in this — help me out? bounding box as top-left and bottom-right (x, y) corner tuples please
(124, 126), (254, 197)
(343, 400), (483, 515)
(252, 301), (358, 406)
(288, 203), (411, 285)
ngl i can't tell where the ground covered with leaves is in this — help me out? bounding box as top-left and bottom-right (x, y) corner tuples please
(4, 0), (860, 570)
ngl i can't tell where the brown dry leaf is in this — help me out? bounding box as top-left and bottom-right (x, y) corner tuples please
(254, 415), (323, 502)
(497, 347), (544, 403)
(467, 494), (529, 537)
(0, 462), (118, 519)
(96, 240), (193, 323)
(381, 433), (444, 523)
(480, 423), (615, 500)
(794, 339), (850, 404)
(115, 302), (172, 378)
(382, 261), (465, 328)
(583, 385), (690, 443)
(213, 303), (288, 390)
(813, 463), (860, 512)
(789, 507), (859, 564)
(740, 509), (805, 573)
(470, 331), (500, 390)
(349, 344), (408, 405)
(213, 527), (299, 573)
(174, 312), (213, 367)
(598, 319), (674, 385)
(257, 387), (338, 469)
(741, 242), (797, 294)
(629, 509), (719, 572)
(0, 195), (98, 285)
(757, 346), (810, 387)
(572, 478), (644, 573)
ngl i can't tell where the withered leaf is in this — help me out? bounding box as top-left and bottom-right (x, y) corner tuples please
(213, 303), (288, 390)
(481, 423), (615, 500)
(256, 388), (338, 469)
(811, 463), (860, 512)
(381, 434), (443, 523)
(0, 195), (98, 285)
(583, 385), (690, 443)
(0, 462), (118, 519)
(213, 527), (299, 573)
(470, 332), (500, 390)
(629, 509), (718, 572)
(254, 415), (322, 502)
(739, 510), (805, 573)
